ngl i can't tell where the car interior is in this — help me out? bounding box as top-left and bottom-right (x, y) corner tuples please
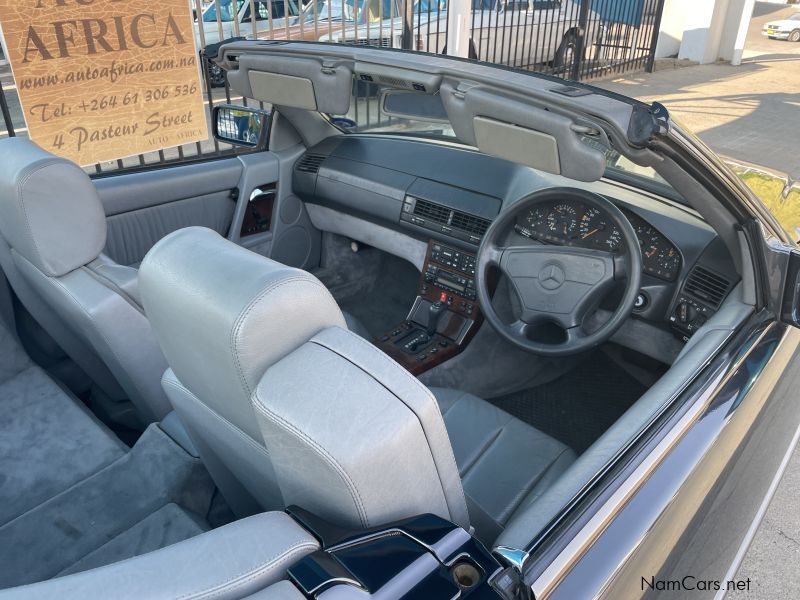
(0, 43), (757, 597)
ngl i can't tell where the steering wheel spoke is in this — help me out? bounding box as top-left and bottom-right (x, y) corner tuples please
(613, 253), (628, 281)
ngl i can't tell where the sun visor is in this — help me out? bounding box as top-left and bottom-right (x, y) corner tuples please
(227, 55), (353, 115)
(441, 81), (606, 181)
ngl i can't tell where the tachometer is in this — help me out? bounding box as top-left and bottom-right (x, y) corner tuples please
(547, 204), (578, 238)
(579, 207), (622, 251)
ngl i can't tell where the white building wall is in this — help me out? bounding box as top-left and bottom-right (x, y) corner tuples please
(656, 0), (756, 64)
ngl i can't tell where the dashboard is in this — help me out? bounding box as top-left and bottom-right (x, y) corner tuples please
(293, 135), (740, 354)
(514, 200), (682, 282)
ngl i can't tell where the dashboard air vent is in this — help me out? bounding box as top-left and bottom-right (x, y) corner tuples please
(684, 265), (731, 307)
(450, 211), (490, 236)
(411, 198), (491, 240)
(296, 154), (326, 174)
(413, 199), (452, 225)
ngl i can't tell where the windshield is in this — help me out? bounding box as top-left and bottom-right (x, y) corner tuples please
(332, 78), (680, 200)
(202, 0), (243, 22)
(304, 0), (394, 22)
(303, 0), (352, 22)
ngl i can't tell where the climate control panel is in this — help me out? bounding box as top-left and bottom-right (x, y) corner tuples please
(420, 242), (479, 319)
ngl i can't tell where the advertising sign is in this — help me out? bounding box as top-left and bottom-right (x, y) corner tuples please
(0, 0), (208, 166)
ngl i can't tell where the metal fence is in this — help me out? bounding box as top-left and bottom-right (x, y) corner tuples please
(0, 0), (664, 173)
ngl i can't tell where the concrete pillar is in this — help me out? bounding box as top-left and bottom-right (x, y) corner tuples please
(656, 0), (755, 64)
(446, 0), (472, 57)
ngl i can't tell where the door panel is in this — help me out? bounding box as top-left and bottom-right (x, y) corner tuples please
(94, 159), (243, 266)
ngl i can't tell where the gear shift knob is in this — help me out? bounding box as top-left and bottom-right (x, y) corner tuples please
(427, 301), (445, 336)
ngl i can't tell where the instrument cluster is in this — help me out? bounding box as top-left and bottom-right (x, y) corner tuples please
(514, 199), (682, 281)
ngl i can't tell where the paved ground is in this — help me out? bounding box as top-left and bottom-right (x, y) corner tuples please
(596, 2), (800, 178)
(599, 4), (800, 598)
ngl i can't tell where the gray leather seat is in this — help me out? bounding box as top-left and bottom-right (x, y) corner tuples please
(140, 227), (575, 544)
(138, 227), (373, 517)
(431, 388), (576, 542)
(0, 138), (172, 424)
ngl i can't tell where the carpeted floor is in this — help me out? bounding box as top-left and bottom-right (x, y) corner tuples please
(489, 350), (649, 455)
(0, 317), (215, 590)
(315, 233), (420, 338)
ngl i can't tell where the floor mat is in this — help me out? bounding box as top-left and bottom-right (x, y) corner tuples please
(489, 350), (647, 455)
(0, 366), (126, 526)
(338, 253), (420, 337)
(0, 424), (214, 588)
(58, 503), (207, 577)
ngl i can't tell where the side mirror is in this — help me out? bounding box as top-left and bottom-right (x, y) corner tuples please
(212, 104), (271, 148)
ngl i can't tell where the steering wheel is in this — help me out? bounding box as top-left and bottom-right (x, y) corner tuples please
(475, 187), (642, 356)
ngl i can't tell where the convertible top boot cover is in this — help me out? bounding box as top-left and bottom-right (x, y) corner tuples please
(138, 227), (372, 516)
(139, 227), (470, 532)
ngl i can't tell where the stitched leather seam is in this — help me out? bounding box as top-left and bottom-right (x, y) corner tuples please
(460, 425), (505, 478)
(310, 329), (469, 524)
(162, 376), (270, 458)
(498, 447), (574, 525)
(26, 256), (158, 420)
(178, 538), (318, 600)
(230, 276), (339, 399)
(252, 398), (371, 528)
(15, 159), (69, 275)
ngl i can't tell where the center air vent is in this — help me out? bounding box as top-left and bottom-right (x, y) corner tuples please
(296, 154), (326, 174)
(402, 196), (491, 243)
(684, 265), (731, 307)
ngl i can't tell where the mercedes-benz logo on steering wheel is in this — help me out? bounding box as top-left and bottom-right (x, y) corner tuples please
(538, 264), (566, 290)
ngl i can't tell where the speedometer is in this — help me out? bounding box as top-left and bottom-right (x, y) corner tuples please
(579, 208), (622, 251)
(547, 204), (578, 237)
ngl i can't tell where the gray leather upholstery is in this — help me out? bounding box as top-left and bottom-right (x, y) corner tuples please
(432, 388), (576, 542)
(0, 138), (171, 423)
(139, 227), (366, 515)
(0, 512), (318, 600)
(342, 312), (371, 339)
(0, 140), (106, 278)
(254, 326), (471, 531)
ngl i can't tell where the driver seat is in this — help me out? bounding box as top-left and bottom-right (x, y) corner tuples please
(139, 227), (576, 542)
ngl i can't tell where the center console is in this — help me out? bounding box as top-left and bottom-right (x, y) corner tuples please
(374, 241), (481, 375)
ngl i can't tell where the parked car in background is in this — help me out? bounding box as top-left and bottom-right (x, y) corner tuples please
(199, 0), (304, 85)
(320, 0), (603, 70)
(762, 12), (800, 41)
(249, 0), (399, 43)
(196, 0), (302, 49)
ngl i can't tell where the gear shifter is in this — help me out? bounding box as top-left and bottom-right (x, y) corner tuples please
(427, 301), (445, 336)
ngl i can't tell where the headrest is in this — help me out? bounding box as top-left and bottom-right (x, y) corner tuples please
(138, 227), (346, 439)
(253, 326), (471, 531)
(0, 138), (107, 276)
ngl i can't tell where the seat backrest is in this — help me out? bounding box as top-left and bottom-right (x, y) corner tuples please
(0, 138), (171, 423)
(139, 227), (470, 530)
(139, 226), (349, 514)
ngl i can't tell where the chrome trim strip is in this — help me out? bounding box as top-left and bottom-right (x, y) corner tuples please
(530, 323), (776, 599)
(493, 546), (530, 571)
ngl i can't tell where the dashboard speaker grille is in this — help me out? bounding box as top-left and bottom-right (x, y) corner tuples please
(684, 265), (731, 307)
(296, 154), (326, 174)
